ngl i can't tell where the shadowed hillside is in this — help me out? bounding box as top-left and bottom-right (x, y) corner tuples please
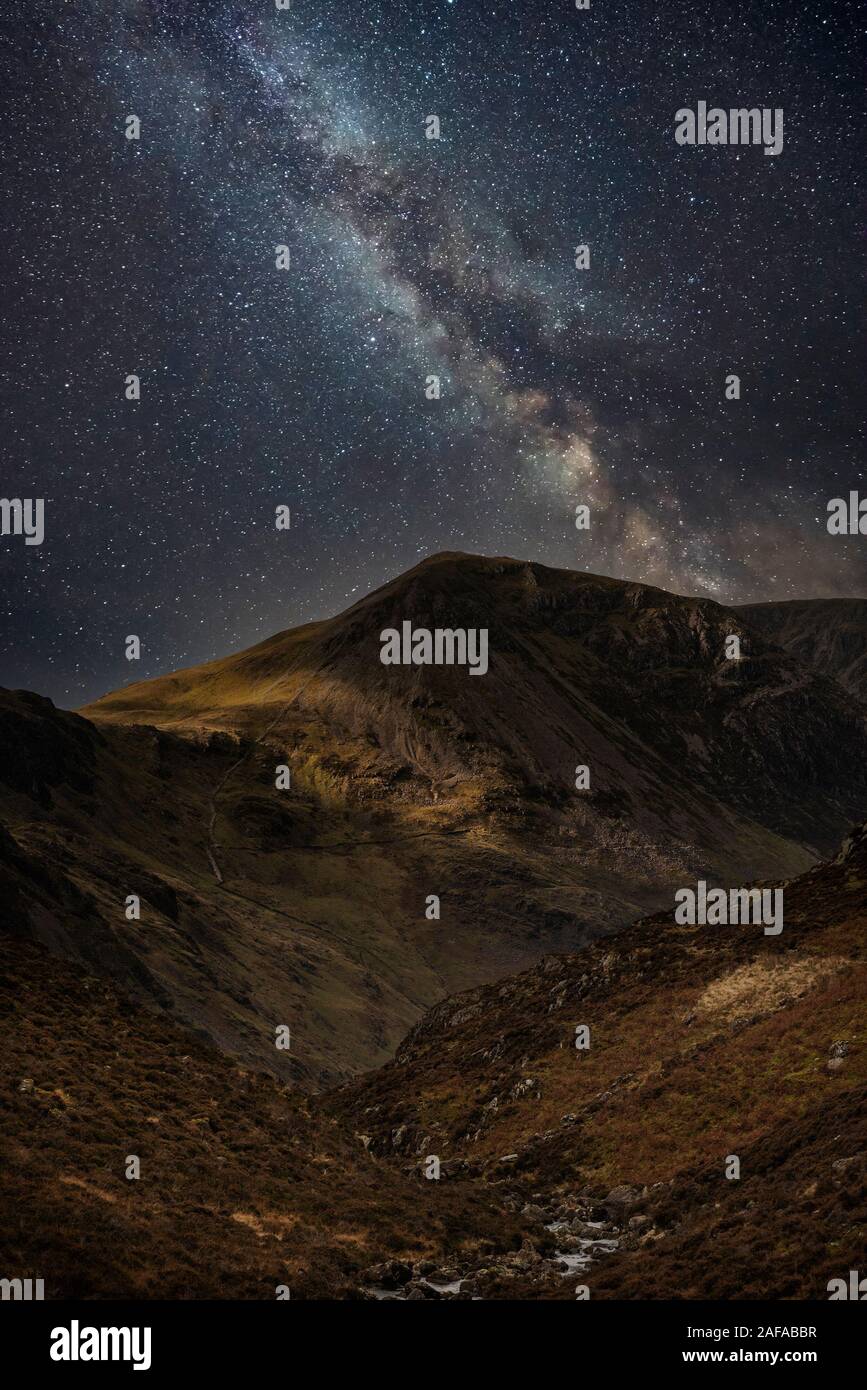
(738, 598), (867, 701)
(4, 555), (867, 1085)
(0, 934), (521, 1299)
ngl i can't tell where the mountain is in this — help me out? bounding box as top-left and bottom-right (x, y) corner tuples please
(3, 553), (867, 1085)
(3, 552), (867, 1299)
(737, 598), (867, 700)
(331, 822), (867, 1299)
(83, 553), (867, 864)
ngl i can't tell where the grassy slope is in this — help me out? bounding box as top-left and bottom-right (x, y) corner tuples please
(1, 690), (632, 1086)
(333, 826), (867, 1297)
(0, 935), (521, 1299)
(2, 816), (864, 1299)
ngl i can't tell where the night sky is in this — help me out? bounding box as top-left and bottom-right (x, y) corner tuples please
(1, 0), (864, 707)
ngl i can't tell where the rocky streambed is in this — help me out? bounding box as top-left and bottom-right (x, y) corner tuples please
(357, 1185), (667, 1300)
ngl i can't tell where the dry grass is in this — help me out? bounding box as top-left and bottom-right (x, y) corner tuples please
(695, 954), (850, 1024)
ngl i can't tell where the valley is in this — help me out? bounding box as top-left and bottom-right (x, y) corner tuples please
(1, 552), (866, 1300)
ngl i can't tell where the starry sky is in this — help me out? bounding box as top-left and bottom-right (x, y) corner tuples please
(1, 0), (864, 706)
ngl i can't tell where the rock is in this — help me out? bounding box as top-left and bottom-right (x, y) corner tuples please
(521, 1203), (547, 1222)
(827, 1041), (850, 1071)
(364, 1260), (412, 1289)
(569, 1217), (603, 1237)
(832, 1153), (864, 1177)
(628, 1213), (652, 1232)
(510, 1245), (542, 1270)
(638, 1227), (664, 1246)
(18, 1078), (34, 1093)
(603, 1184), (640, 1212)
(408, 1278), (443, 1299)
(511, 1077), (540, 1100)
(556, 1235), (586, 1254)
(560, 1113), (578, 1125)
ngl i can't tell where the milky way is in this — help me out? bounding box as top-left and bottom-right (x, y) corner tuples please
(1, 0), (864, 704)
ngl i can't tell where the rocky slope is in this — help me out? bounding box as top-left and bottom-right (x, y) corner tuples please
(332, 823), (867, 1298)
(6, 814), (860, 1301)
(738, 598), (867, 700)
(4, 554), (867, 1085)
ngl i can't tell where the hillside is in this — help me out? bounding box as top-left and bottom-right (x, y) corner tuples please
(3, 554), (867, 1084)
(738, 598), (867, 700)
(3, 821), (862, 1301)
(84, 554), (867, 865)
(0, 933), (521, 1299)
(331, 823), (867, 1298)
